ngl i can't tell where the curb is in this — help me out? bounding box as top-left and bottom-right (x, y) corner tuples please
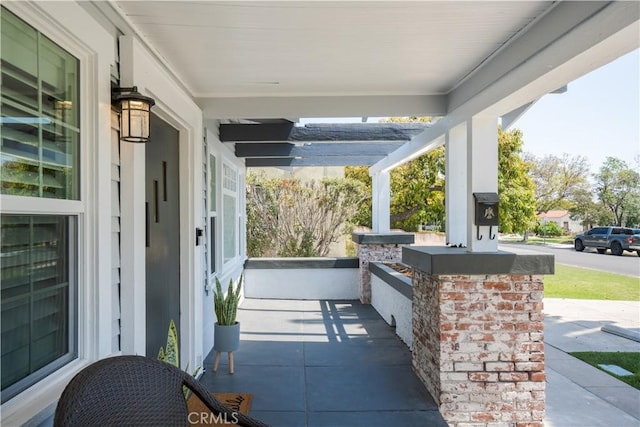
(601, 324), (640, 343)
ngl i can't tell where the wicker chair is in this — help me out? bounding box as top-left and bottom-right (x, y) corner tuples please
(54, 355), (270, 427)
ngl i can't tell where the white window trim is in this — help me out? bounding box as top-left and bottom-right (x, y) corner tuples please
(238, 172), (246, 260)
(1, 2), (113, 425)
(208, 140), (246, 280)
(222, 160), (239, 266)
(208, 151), (218, 275)
(1, 196), (84, 215)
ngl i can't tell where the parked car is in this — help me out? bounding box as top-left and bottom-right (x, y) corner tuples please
(574, 226), (636, 256)
(630, 232), (640, 257)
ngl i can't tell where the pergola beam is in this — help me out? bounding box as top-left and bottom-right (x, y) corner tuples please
(246, 155), (385, 167)
(221, 122), (428, 143)
(236, 141), (405, 158)
(220, 122), (294, 142)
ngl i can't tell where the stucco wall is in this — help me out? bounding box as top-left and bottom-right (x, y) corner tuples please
(370, 271), (413, 349)
(244, 258), (359, 300)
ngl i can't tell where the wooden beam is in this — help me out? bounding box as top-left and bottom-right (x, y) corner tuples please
(219, 122), (294, 142)
(235, 141), (405, 158)
(246, 155), (385, 167)
(223, 122), (427, 143)
(235, 143), (294, 157)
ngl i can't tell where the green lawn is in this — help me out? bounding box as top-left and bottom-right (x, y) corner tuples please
(549, 267), (640, 389)
(544, 264), (640, 301)
(570, 352), (640, 390)
(526, 236), (574, 245)
(500, 235), (573, 245)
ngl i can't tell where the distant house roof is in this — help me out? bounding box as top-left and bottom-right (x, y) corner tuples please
(538, 210), (569, 219)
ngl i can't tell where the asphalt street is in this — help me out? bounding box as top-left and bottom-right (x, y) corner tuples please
(499, 242), (640, 277)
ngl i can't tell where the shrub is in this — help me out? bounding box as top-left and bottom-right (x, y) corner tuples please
(535, 221), (563, 237)
(246, 174), (367, 257)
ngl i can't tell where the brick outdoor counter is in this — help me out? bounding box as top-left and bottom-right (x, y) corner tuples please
(403, 246), (554, 427)
(352, 232), (414, 304)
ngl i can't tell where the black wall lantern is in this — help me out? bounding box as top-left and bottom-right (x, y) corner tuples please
(112, 86), (156, 143)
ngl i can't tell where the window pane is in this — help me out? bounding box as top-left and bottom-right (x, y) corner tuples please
(1, 7), (80, 200)
(223, 163), (236, 192)
(209, 154), (216, 211)
(1, 215), (77, 401)
(223, 194), (236, 263)
(210, 217), (216, 273)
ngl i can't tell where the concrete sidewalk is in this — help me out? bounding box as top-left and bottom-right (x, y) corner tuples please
(544, 298), (640, 426)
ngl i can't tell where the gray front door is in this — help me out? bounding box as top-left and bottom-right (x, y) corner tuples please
(145, 114), (180, 357)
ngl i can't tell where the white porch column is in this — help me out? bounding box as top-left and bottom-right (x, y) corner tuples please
(120, 143), (147, 355)
(119, 35), (146, 356)
(371, 170), (391, 233)
(445, 123), (467, 247)
(466, 116), (499, 252)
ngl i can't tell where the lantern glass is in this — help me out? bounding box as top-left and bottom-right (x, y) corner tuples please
(120, 98), (152, 143)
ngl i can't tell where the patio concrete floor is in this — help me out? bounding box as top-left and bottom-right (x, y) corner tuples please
(199, 299), (447, 427)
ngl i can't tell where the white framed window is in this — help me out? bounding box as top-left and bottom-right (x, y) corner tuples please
(238, 172), (246, 258)
(208, 153), (217, 273)
(208, 139), (245, 276)
(1, 6), (81, 402)
(222, 163), (238, 264)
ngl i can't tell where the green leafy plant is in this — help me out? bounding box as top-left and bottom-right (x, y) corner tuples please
(214, 274), (243, 325)
(157, 319), (179, 367)
(246, 174), (367, 256)
(158, 319), (200, 397)
(534, 221), (564, 237)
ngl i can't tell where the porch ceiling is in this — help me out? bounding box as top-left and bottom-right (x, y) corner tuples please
(109, 1), (639, 168)
(114, 1), (552, 99)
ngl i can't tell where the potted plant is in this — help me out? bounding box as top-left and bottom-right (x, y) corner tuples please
(157, 319), (200, 397)
(157, 319), (180, 368)
(213, 274), (243, 373)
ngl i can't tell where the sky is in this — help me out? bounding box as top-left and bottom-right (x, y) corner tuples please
(299, 49), (639, 174)
(513, 48), (639, 173)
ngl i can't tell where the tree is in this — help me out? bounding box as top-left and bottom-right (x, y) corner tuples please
(497, 127), (537, 234)
(624, 193), (640, 227)
(389, 147), (445, 231)
(383, 116), (433, 124)
(345, 148), (445, 232)
(246, 174), (367, 257)
(347, 120), (536, 234)
(343, 165), (372, 228)
(380, 116), (445, 231)
(346, 116), (445, 232)
(593, 157), (640, 226)
(569, 188), (613, 228)
(524, 153), (591, 213)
